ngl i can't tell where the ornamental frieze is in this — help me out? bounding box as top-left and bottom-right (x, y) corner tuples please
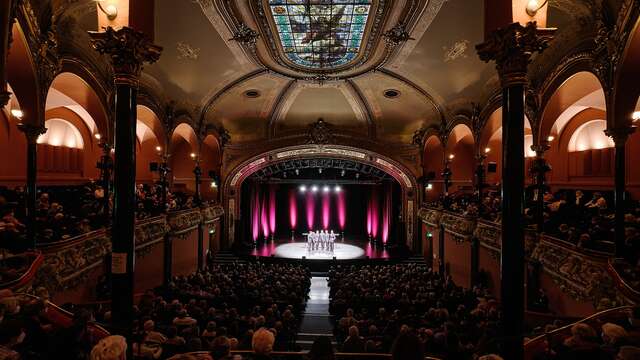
(168, 209), (203, 236)
(418, 207), (441, 226)
(440, 212), (476, 240)
(475, 220), (500, 251)
(531, 239), (619, 306)
(202, 205), (225, 224)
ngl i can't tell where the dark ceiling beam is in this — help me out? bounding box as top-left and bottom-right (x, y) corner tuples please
(267, 79), (297, 139)
(345, 79), (376, 139)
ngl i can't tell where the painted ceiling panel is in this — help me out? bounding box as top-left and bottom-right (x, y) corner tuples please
(281, 87), (364, 130)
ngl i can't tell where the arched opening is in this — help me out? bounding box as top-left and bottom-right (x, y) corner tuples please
(200, 134), (222, 202)
(0, 84), (27, 184)
(445, 124), (475, 195)
(135, 106), (165, 184)
(423, 135), (444, 202)
(479, 108), (532, 186)
(568, 120), (613, 152)
(36, 118), (85, 176)
(224, 145), (418, 252)
(170, 123), (199, 194)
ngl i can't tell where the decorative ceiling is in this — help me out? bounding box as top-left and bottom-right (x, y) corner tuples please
(48, 0), (586, 146)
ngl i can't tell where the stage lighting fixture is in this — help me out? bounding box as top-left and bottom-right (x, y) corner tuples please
(299, 185), (307, 193)
(355, 173), (360, 179)
(295, 169), (299, 175)
(323, 185), (330, 193)
(319, 168), (323, 174)
(311, 185), (319, 193)
(341, 170), (345, 177)
(334, 185), (342, 192)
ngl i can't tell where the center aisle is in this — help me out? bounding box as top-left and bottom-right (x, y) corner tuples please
(297, 274), (337, 350)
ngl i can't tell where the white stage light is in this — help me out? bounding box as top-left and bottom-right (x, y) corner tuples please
(311, 185), (319, 193)
(323, 185), (330, 193)
(334, 185), (342, 193)
(299, 185), (307, 193)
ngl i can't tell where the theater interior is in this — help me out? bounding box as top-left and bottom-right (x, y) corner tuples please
(1, 0), (640, 359)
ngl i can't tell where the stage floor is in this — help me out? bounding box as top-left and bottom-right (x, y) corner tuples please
(250, 240), (391, 260)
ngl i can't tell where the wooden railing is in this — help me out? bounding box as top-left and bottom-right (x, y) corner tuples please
(18, 293), (110, 340)
(523, 306), (633, 360)
(171, 351), (443, 360)
(0, 251), (44, 291)
(607, 259), (640, 302)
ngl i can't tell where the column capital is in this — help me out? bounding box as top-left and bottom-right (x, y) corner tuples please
(605, 126), (636, 146)
(476, 22), (554, 87)
(531, 143), (550, 156)
(89, 27), (162, 86)
(17, 123), (46, 143)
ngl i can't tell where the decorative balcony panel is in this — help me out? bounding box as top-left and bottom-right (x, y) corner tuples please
(167, 209), (203, 237)
(439, 212), (476, 241)
(417, 207), (441, 226)
(202, 205), (225, 224)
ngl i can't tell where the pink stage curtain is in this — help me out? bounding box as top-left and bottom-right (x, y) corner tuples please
(371, 186), (379, 238)
(289, 189), (297, 230)
(306, 192), (315, 230)
(382, 183), (391, 243)
(322, 191), (330, 229)
(251, 187), (261, 241)
(337, 191), (346, 231)
(261, 190), (270, 238)
(269, 185), (276, 235)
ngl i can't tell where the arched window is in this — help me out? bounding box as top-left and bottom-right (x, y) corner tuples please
(37, 118), (84, 149)
(568, 120), (614, 152)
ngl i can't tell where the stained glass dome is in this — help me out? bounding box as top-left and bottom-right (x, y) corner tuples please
(268, 0), (372, 70)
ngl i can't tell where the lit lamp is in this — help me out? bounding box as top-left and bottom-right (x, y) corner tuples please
(547, 135), (555, 142)
(96, 1), (118, 20)
(632, 111), (640, 121)
(525, 0), (548, 17)
(10, 109), (24, 119)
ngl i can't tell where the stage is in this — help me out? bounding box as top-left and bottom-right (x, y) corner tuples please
(249, 239), (395, 260)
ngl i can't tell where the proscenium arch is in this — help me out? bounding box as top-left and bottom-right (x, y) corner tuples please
(223, 144), (419, 249)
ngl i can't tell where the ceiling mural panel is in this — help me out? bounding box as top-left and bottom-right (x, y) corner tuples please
(268, 0), (372, 69)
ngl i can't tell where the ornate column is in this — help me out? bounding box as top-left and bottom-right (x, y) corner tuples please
(530, 143), (550, 233)
(193, 159), (204, 270)
(605, 126), (635, 257)
(97, 141), (113, 226)
(158, 154), (173, 285)
(477, 22), (552, 359)
(17, 123), (46, 249)
(89, 27), (161, 338)
(0, 0), (18, 107)
(475, 151), (488, 214)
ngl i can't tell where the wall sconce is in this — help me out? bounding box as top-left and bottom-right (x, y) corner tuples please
(525, 0), (548, 17)
(190, 152), (197, 160)
(547, 135), (555, 142)
(210, 181), (217, 188)
(96, 1), (118, 21)
(426, 183), (433, 191)
(94, 133), (102, 140)
(484, 147), (491, 154)
(10, 109), (24, 119)
(155, 146), (162, 152)
(448, 154), (455, 160)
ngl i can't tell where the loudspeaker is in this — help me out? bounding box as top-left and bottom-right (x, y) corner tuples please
(487, 162), (497, 173)
(149, 162), (159, 171)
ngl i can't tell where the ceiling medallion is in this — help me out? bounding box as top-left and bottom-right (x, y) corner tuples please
(443, 40), (470, 62)
(383, 22), (414, 46)
(307, 118), (334, 145)
(383, 89), (400, 98)
(244, 89), (261, 98)
(176, 42), (201, 60)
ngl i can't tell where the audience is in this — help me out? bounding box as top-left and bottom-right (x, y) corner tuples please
(329, 263), (500, 358)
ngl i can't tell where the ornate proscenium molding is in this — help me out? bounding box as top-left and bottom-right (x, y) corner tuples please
(306, 118), (334, 145)
(229, 23), (260, 48)
(89, 27), (162, 85)
(476, 22), (554, 86)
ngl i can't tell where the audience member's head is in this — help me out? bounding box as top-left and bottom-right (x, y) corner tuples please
(252, 328), (275, 355)
(90, 335), (127, 360)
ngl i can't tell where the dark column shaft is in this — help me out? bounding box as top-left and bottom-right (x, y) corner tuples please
(25, 137), (38, 249)
(613, 142), (626, 257)
(501, 84), (525, 359)
(110, 83), (137, 336)
(438, 224), (445, 275)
